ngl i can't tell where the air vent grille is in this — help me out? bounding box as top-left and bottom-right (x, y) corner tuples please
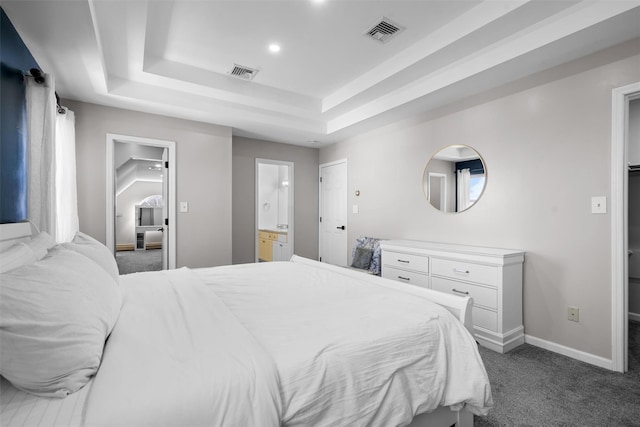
(229, 64), (259, 80)
(365, 17), (403, 43)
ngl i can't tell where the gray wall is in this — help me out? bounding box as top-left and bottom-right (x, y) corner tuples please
(320, 44), (640, 359)
(65, 100), (233, 268)
(233, 137), (319, 264)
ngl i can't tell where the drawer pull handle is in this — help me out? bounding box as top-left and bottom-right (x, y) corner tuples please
(452, 288), (469, 295)
(398, 276), (411, 281)
(453, 268), (470, 274)
(397, 259), (410, 263)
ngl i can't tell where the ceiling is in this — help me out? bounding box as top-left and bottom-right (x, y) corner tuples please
(3, 0), (640, 147)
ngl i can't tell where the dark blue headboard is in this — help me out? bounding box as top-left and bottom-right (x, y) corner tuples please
(0, 7), (39, 223)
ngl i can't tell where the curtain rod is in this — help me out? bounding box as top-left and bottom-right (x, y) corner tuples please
(25, 68), (66, 114)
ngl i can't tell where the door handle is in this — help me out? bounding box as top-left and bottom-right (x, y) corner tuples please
(336, 225), (345, 230)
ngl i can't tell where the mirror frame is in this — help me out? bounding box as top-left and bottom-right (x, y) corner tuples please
(255, 158), (294, 262)
(423, 145), (487, 214)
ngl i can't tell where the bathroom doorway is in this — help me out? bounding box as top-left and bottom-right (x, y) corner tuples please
(255, 159), (294, 262)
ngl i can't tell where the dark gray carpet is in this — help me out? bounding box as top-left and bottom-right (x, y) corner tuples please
(474, 320), (640, 426)
(115, 249), (162, 274)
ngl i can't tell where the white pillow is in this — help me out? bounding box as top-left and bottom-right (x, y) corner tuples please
(62, 232), (119, 283)
(0, 247), (122, 398)
(25, 231), (58, 259)
(0, 243), (38, 273)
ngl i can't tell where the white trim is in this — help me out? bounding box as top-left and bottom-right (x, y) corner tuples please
(106, 133), (176, 269)
(525, 334), (612, 371)
(255, 158), (294, 262)
(611, 82), (640, 373)
(427, 172), (447, 213)
(630, 312), (640, 323)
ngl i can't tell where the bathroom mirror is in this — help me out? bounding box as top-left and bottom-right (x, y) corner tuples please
(423, 145), (486, 213)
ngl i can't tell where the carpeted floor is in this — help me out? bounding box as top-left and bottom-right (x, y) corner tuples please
(474, 320), (640, 426)
(115, 249), (162, 274)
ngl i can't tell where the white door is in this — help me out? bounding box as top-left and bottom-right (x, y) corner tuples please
(319, 160), (348, 266)
(161, 148), (169, 270)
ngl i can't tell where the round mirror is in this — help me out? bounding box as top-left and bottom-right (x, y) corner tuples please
(423, 145), (486, 213)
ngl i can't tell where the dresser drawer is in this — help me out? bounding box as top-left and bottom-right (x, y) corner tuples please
(383, 251), (429, 272)
(431, 258), (498, 286)
(382, 266), (430, 288)
(431, 276), (497, 310)
(473, 306), (498, 331)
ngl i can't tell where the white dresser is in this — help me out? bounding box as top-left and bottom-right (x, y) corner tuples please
(380, 240), (525, 353)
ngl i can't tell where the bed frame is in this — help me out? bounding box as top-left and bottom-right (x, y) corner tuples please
(0, 222), (475, 427)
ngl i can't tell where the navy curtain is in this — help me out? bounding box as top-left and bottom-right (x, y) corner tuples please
(0, 7), (39, 223)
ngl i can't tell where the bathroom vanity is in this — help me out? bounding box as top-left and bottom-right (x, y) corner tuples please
(258, 229), (290, 262)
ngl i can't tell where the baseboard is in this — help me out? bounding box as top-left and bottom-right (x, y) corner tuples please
(524, 334), (612, 370)
(630, 312), (640, 322)
(116, 244), (134, 251)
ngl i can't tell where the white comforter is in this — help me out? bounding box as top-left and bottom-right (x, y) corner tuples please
(84, 268), (282, 427)
(196, 259), (492, 427)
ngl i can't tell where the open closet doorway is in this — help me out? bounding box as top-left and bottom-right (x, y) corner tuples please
(255, 159), (294, 263)
(611, 83), (640, 373)
(106, 134), (176, 273)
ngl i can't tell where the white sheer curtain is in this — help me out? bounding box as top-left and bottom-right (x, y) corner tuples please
(55, 108), (79, 242)
(26, 74), (79, 242)
(457, 168), (471, 212)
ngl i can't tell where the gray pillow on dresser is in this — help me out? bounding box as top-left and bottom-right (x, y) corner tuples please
(351, 247), (374, 269)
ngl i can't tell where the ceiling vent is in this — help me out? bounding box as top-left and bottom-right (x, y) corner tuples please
(364, 17), (403, 43)
(229, 64), (259, 80)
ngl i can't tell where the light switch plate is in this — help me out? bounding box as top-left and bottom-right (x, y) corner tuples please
(591, 196), (606, 214)
(179, 201), (189, 213)
(352, 204), (359, 214)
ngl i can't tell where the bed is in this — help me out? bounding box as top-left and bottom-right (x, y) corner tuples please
(0, 222), (492, 426)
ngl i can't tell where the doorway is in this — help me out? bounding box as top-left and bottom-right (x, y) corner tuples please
(611, 83), (640, 372)
(319, 159), (348, 266)
(106, 134), (176, 271)
(255, 159), (294, 262)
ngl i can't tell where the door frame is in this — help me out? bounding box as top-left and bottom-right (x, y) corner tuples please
(255, 158), (294, 262)
(318, 158), (348, 265)
(611, 82), (640, 372)
(105, 133), (176, 269)
(427, 172), (447, 213)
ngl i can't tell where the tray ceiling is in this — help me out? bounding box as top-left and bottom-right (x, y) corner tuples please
(3, 0), (640, 146)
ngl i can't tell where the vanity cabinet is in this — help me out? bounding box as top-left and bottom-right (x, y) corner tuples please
(380, 240), (525, 353)
(258, 232), (273, 261)
(258, 230), (290, 262)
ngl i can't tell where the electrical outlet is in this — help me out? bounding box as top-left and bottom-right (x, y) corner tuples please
(568, 306), (579, 322)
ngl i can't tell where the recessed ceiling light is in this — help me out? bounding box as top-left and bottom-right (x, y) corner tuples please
(268, 43), (281, 53)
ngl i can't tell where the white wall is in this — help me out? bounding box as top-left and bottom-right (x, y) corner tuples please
(258, 163), (279, 230)
(320, 42), (640, 360)
(114, 142), (163, 169)
(65, 99), (233, 268)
